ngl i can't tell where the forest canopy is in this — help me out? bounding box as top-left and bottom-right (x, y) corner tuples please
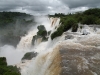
(50, 8), (100, 40)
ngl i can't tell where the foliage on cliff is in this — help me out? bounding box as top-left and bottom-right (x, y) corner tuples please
(37, 25), (48, 41)
(0, 12), (32, 26)
(0, 57), (21, 75)
(49, 8), (100, 25)
(50, 8), (100, 40)
(0, 12), (36, 47)
(51, 18), (78, 40)
(37, 25), (47, 37)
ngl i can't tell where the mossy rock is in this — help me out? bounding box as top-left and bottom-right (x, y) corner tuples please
(22, 52), (37, 60)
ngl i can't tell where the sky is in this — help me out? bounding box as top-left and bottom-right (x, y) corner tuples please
(0, 0), (100, 15)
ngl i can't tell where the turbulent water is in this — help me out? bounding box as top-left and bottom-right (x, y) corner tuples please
(0, 16), (100, 75)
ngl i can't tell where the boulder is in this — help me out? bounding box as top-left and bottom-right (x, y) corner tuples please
(65, 35), (74, 40)
(22, 52), (37, 60)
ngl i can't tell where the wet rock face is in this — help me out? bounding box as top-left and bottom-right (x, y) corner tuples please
(59, 48), (100, 75)
(65, 35), (74, 40)
(22, 52), (37, 60)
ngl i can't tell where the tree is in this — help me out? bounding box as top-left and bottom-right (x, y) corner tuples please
(81, 15), (97, 25)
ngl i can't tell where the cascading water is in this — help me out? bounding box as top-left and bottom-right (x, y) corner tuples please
(0, 16), (100, 75)
(0, 16), (59, 65)
(20, 18), (100, 75)
(15, 18), (60, 75)
(17, 29), (38, 50)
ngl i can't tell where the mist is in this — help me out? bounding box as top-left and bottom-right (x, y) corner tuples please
(0, 16), (52, 65)
(0, 15), (36, 65)
(0, 45), (25, 65)
(0, 16), (36, 47)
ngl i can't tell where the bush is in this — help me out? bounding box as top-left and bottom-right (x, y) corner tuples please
(4, 72), (20, 75)
(96, 19), (100, 25)
(51, 18), (78, 40)
(51, 24), (64, 40)
(37, 25), (47, 37)
(80, 26), (83, 29)
(83, 8), (100, 17)
(81, 15), (97, 25)
(0, 57), (21, 75)
(0, 57), (7, 66)
(63, 18), (77, 31)
(72, 23), (78, 32)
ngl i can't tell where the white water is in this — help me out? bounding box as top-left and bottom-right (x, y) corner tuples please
(0, 45), (25, 65)
(17, 28), (38, 51)
(16, 17), (61, 75)
(21, 23), (100, 75)
(0, 16), (100, 75)
(0, 16), (60, 65)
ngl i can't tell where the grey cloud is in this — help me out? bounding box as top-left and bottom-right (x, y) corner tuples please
(59, 0), (100, 8)
(0, 0), (100, 15)
(0, 0), (55, 14)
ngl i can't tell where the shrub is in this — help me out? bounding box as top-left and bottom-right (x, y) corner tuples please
(0, 57), (7, 65)
(0, 57), (21, 75)
(72, 23), (78, 32)
(80, 26), (83, 29)
(96, 19), (100, 25)
(37, 25), (47, 37)
(63, 18), (77, 31)
(51, 18), (78, 40)
(81, 15), (97, 25)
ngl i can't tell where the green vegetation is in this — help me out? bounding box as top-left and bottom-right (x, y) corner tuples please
(48, 31), (51, 35)
(50, 8), (100, 40)
(72, 23), (78, 32)
(51, 18), (78, 40)
(0, 12), (31, 27)
(37, 25), (47, 37)
(0, 57), (7, 65)
(37, 25), (48, 41)
(0, 57), (21, 75)
(0, 12), (36, 47)
(32, 25), (48, 45)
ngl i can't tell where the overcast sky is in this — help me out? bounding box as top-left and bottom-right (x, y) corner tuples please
(0, 0), (100, 15)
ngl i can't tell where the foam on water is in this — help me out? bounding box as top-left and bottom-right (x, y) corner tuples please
(0, 16), (100, 75)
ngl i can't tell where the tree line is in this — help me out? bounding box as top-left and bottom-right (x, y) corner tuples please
(50, 8), (100, 40)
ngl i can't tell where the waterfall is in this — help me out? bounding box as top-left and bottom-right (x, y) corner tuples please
(17, 18), (61, 75)
(20, 23), (100, 75)
(17, 17), (60, 51)
(0, 17), (60, 65)
(17, 29), (38, 51)
(21, 44), (62, 75)
(1, 16), (100, 75)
